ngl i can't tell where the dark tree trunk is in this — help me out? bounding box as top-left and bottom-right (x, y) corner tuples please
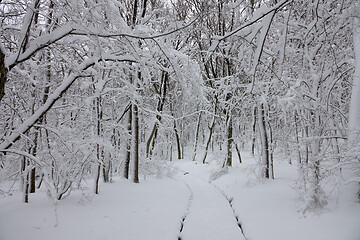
(95, 96), (102, 194)
(133, 104), (140, 183)
(22, 157), (29, 203)
(124, 106), (132, 179)
(258, 103), (270, 179)
(146, 72), (168, 157)
(251, 106), (257, 155)
(203, 108), (216, 164)
(192, 111), (202, 161)
(294, 111), (301, 165)
(0, 50), (7, 103)
(225, 114), (233, 167)
(174, 119), (182, 160)
(235, 143), (242, 163)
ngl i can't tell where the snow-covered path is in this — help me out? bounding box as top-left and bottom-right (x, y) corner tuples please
(1, 156), (360, 240)
(178, 173), (246, 240)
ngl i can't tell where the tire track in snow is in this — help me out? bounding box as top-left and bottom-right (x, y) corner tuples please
(176, 173), (194, 240)
(209, 181), (248, 240)
(178, 173), (246, 240)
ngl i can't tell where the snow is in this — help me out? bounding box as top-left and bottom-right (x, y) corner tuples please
(5, 24), (75, 69)
(0, 55), (135, 151)
(1, 151), (360, 240)
(210, 153), (360, 240)
(0, 177), (189, 240)
(178, 174), (245, 240)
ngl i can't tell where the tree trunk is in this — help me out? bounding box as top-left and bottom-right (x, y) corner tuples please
(203, 116), (216, 164)
(123, 104), (132, 178)
(133, 103), (140, 183)
(146, 123), (157, 158)
(266, 108), (274, 179)
(95, 96), (102, 194)
(225, 113), (233, 167)
(294, 111), (302, 165)
(29, 164), (36, 193)
(146, 71), (167, 158)
(258, 103), (269, 179)
(0, 49), (7, 102)
(251, 106), (257, 155)
(174, 118), (182, 160)
(235, 143), (242, 164)
(21, 157), (29, 203)
(203, 103), (217, 164)
(24, 167), (29, 203)
(192, 111), (202, 161)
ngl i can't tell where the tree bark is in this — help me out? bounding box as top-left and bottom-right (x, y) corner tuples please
(124, 106), (132, 179)
(258, 103), (269, 179)
(251, 106), (257, 155)
(0, 49), (7, 102)
(203, 108), (216, 164)
(235, 143), (242, 164)
(146, 71), (167, 157)
(95, 96), (102, 194)
(133, 103), (140, 183)
(225, 114), (233, 167)
(192, 111), (202, 161)
(174, 118), (182, 160)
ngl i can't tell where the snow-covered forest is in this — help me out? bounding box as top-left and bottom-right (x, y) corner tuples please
(0, 0), (360, 239)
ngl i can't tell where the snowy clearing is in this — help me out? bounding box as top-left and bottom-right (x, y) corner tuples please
(1, 152), (360, 240)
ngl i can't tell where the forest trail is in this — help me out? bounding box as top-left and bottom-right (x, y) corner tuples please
(177, 171), (246, 240)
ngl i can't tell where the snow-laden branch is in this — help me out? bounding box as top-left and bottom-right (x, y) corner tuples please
(0, 55), (136, 151)
(213, 0), (291, 42)
(250, 11), (275, 76)
(5, 24), (75, 69)
(71, 15), (200, 40)
(12, 0), (40, 66)
(0, 149), (43, 166)
(4, 15), (199, 70)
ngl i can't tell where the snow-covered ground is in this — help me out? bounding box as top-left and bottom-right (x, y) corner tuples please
(1, 151), (360, 240)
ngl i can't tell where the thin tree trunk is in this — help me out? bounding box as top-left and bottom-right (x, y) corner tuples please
(124, 107), (132, 179)
(258, 103), (269, 179)
(146, 72), (167, 158)
(21, 156), (29, 203)
(305, 125), (309, 165)
(0, 49), (7, 103)
(174, 118), (182, 160)
(294, 111), (302, 165)
(235, 143), (242, 163)
(133, 103), (139, 183)
(24, 166), (29, 203)
(192, 111), (202, 161)
(146, 123), (157, 158)
(29, 159), (36, 193)
(266, 106), (274, 179)
(203, 109), (216, 164)
(268, 121), (274, 179)
(225, 113), (233, 167)
(95, 96), (102, 194)
(251, 106), (257, 155)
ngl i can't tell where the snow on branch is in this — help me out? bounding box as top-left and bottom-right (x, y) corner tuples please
(0, 149), (43, 166)
(0, 55), (136, 151)
(4, 15), (199, 70)
(5, 24), (75, 69)
(212, 0), (291, 42)
(71, 15), (200, 40)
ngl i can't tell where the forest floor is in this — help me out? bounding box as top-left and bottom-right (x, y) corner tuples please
(0, 151), (360, 240)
